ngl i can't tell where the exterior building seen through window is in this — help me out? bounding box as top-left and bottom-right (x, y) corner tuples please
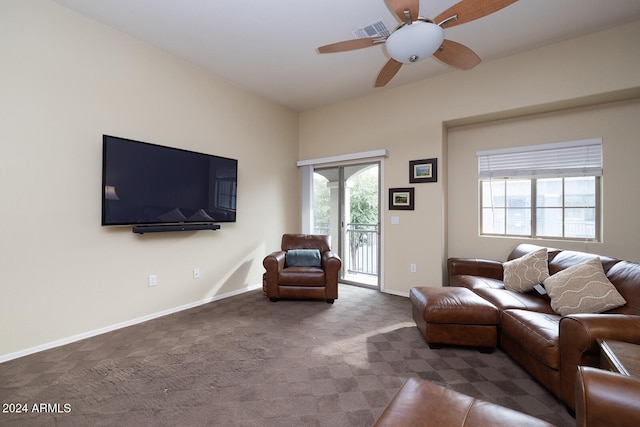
(481, 176), (599, 239)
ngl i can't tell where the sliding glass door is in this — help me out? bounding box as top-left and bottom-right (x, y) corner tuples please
(312, 162), (380, 288)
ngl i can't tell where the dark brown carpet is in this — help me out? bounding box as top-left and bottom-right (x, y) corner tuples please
(0, 284), (574, 426)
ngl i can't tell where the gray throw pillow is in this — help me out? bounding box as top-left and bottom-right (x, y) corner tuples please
(285, 249), (322, 267)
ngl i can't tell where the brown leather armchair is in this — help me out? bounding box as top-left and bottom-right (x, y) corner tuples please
(263, 234), (342, 303)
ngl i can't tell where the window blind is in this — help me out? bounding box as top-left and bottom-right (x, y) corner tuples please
(476, 138), (602, 179)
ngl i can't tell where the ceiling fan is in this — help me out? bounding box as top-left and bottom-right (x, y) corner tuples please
(317, 0), (518, 87)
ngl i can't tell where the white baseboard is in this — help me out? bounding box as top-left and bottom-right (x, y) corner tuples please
(380, 288), (409, 298)
(0, 284), (262, 364)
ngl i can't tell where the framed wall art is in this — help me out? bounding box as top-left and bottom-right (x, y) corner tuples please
(409, 158), (437, 183)
(389, 187), (414, 210)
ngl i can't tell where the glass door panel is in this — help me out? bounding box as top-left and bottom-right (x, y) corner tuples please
(313, 163), (379, 288)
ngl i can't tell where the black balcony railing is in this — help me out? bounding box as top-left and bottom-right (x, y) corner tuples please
(313, 222), (378, 276)
(346, 223), (378, 276)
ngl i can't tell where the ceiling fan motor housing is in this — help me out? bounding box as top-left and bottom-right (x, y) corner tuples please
(385, 20), (445, 63)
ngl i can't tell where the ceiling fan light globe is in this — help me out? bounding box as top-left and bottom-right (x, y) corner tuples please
(385, 21), (444, 64)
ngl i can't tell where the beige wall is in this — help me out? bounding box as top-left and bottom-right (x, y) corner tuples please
(0, 0), (299, 358)
(448, 99), (640, 263)
(300, 20), (640, 295)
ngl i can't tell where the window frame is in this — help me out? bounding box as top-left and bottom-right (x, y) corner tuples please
(479, 176), (602, 241)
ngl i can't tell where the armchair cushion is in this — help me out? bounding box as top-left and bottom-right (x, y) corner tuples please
(285, 249), (321, 267)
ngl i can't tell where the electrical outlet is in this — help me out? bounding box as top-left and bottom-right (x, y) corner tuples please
(410, 264), (417, 273)
(148, 274), (157, 287)
(193, 268), (200, 279)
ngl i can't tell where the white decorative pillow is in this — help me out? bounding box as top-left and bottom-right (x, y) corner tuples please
(503, 248), (550, 292)
(543, 258), (626, 316)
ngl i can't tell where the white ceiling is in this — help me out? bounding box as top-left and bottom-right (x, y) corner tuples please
(51, 0), (640, 112)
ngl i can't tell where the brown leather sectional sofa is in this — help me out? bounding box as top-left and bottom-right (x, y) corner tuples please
(447, 244), (640, 411)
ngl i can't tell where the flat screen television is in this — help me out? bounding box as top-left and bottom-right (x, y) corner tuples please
(102, 135), (237, 227)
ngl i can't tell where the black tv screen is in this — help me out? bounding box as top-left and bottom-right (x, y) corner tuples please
(102, 135), (237, 226)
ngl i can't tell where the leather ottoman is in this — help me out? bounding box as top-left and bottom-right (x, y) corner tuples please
(373, 377), (555, 427)
(410, 286), (499, 352)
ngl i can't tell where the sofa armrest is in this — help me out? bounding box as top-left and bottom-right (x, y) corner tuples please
(559, 314), (640, 410)
(576, 366), (640, 427)
(447, 258), (504, 285)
